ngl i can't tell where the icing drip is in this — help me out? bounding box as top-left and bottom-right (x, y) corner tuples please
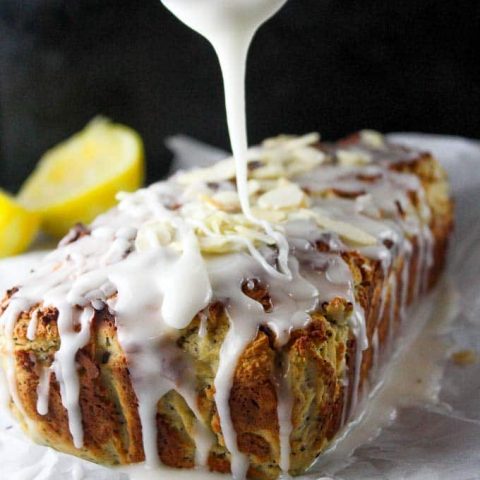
(421, 225), (435, 292)
(349, 305), (367, 416)
(387, 276), (398, 353)
(339, 368), (349, 430)
(50, 306), (94, 448)
(371, 328), (380, 378)
(211, 258), (264, 478)
(26, 308), (39, 341)
(187, 403), (214, 468)
(36, 365), (51, 416)
(400, 239), (413, 323)
(129, 344), (176, 468)
(125, 340), (214, 469)
(276, 355), (293, 474)
(215, 328), (253, 478)
(414, 229), (425, 299)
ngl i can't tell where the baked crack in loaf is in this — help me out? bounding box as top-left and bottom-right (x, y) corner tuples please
(0, 131), (453, 479)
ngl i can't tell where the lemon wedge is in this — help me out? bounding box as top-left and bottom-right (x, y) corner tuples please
(0, 190), (40, 258)
(18, 118), (145, 237)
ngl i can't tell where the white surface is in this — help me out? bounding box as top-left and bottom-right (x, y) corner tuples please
(1, 133), (480, 480)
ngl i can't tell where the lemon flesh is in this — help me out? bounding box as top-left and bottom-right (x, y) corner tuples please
(0, 191), (40, 258)
(18, 118), (145, 237)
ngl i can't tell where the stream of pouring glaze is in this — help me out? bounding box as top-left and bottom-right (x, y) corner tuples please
(0, 1), (437, 479)
(161, 0), (291, 279)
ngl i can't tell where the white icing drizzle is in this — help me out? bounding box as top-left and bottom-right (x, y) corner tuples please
(421, 224), (435, 292)
(187, 403), (214, 468)
(387, 276), (398, 353)
(400, 238), (413, 323)
(414, 228), (426, 299)
(36, 365), (51, 416)
(276, 355), (293, 474)
(128, 344), (175, 469)
(371, 328), (380, 378)
(215, 324), (252, 478)
(51, 306), (94, 448)
(349, 305), (367, 416)
(339, 368), (349, 430)
(26, 308), (39, 341)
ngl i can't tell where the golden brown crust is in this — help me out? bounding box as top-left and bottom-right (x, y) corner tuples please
(0, 137), (453, 479)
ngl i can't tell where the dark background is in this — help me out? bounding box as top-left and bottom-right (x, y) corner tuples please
(1, 0), (479, 192)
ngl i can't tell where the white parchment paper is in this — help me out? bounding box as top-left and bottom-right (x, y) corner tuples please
(0, 133), (479, 480)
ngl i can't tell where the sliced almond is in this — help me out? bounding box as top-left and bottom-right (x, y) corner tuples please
(250, 207), (287, 223)
(177, 158), (236, 185)
(262, 134), (296, 149)
(198, 235), (242, 254)
(360, 130), (385, 149)
(336, 149), (372, 166)
(287, 208), (317, 221)
(211, 191), (241, 212)
(263, 132), (320, 150)
(247, 179), (262, 196)
(287, 147), (326, 174)
(181, 201), (212, 222)
(234, 225), (276, 245)
(312, 212), (378, 246)
(250, 178), (279, 193)
(250, 163), (285, 179)
(285, 132), (321, 150)
(257, 183), (306, 210)
(204, 212), (231, 235)
(135, 220), (175, 251)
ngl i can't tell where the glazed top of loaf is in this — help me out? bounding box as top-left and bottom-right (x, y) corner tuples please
(0, 130), (446, 475)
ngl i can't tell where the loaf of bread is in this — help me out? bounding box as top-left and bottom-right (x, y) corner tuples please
(0, 131), (453, 479)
